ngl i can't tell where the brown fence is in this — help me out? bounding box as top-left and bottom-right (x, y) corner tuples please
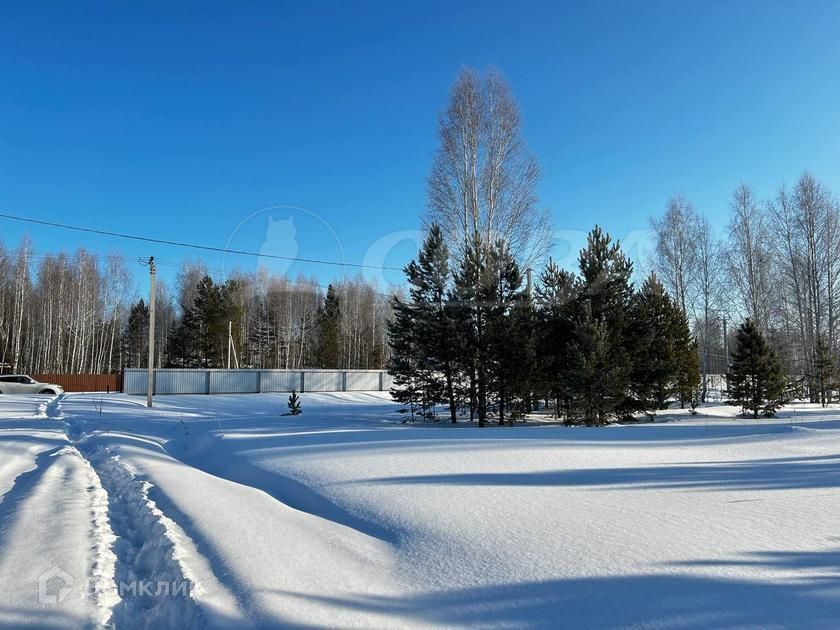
(31, 374), (123, 393)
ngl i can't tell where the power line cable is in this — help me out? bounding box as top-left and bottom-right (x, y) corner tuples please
(0, 211), (404, 272)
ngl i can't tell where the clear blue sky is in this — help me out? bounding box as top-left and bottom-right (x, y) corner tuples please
(2, 1), (839, 293)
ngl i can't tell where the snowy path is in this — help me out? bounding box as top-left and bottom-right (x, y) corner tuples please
(0, 403), (117, 628)
(65, 400), (250, 629)
(2, 392), (840, 628)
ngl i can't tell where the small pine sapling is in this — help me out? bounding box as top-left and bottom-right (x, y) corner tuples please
(287, 390), (302, 416)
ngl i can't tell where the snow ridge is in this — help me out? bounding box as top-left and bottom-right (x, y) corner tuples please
(84, 448), (205, 629)
(64, 445), (121, 628)
(62, 402), (207, 629)
(36, 393), (64, 420)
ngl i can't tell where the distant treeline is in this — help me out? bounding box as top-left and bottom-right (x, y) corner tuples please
(650, 172), (840, 404)
(0, 240), (392, 374)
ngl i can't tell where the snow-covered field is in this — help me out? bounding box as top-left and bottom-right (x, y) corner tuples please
(1, 392), (839, 629)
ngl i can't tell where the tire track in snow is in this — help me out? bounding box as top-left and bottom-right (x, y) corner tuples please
(83, 448), (205, 629)
(0, 392), (118, 628)
(60, 400), (207, 629)
(0, 440), (118, 628)
(78, 447), (121, 628)
(52, 398), (122, 628)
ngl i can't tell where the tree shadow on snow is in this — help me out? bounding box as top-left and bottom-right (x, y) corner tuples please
(267, 548), (840, 628)
(363, 452), (840, 493)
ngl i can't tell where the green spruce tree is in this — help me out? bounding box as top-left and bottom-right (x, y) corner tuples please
(534, 260), (578, 420)
(287, 390), (302, 415)
(627, 274), (678, 416)
(672, 307), (701, 409)
(484, 239), (529, 425)
(568, 304), (626, 425)
(627, 273), (701, 417)
(122, 299), (149, 368)
(316, 285), (341, 368)
(191, 276), (242, 367)
(569, 227), (634, 424)
(410, 224), (460, 423)
(451, 236), (488, 425)
(387, 294), (423, 422)
(727, 319), (787, 417)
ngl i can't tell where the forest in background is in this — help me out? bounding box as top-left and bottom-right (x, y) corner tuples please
(651, 171), (840, 403)
(0, 242), (392, 374)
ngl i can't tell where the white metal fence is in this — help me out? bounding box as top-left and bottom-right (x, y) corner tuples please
(123, 368), (393, 395)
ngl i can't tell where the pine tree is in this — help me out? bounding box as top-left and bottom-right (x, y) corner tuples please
(249, 297), (276, 368)
(165, 315), (192, 368)
(122, 299), (149, 368)
(191, 276), (241, 367)
(287, 389), (302, 415)
(410, 224), (460, 423)
(451, 236), (487, 425)
(387, 295), (422, 422)
(672, 307), (701, 409)
(627, 274), (677, 415)
(568, 304), (626, 426)
(484, 239), (530, 425)
(626, 273), (701, 417)
(535, 260), (578, 419)
(175, 303), (202, 367)
(316, 285), (341, 368)
(578, 226), (634, 324)
(727, 319), (787, 417)
(387, 291), (441, 421)
(506, 291), (535, 422)
(569, 227), (634, 424)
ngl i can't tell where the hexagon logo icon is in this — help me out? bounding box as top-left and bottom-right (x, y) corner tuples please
(38, 567), (73, 604)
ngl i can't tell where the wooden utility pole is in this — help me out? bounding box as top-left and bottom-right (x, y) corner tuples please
(146, 257), (156, 408)
(227, 320), (239, 369)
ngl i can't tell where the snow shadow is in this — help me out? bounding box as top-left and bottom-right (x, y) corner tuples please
(165, 440), (399, 543)
(0, 604), (87, 629)
(671, 545), (840, 573)
(365, 452), (840, 492)
(0, 446), (63, 558)
(271, 553), (840, 628)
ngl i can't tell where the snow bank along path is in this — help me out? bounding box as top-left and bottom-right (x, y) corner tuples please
(3, 391), (840, 628)
(0, 394), (247, 629)
(0, 396), (117, 628)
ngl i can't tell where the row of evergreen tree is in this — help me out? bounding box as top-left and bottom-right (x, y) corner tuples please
(123, 276), (347, 369)
(388, 225), (701, 426)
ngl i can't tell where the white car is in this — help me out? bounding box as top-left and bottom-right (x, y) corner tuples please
(0, 375), (64, 395)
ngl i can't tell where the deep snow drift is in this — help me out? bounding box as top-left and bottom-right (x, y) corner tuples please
(1, 391), (840, 628)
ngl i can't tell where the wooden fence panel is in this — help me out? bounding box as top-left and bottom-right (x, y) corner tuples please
(30, 374), (123, 393)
